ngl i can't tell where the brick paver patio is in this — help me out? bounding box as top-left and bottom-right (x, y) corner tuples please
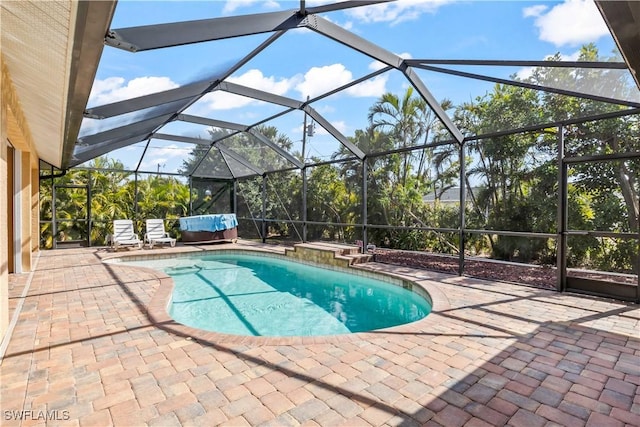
(1, 243), (638, 426)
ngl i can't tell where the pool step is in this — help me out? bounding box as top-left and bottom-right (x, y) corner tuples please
(343, 253), (374, 265)
(297, 241), (362, 255)
(285, 242), (372, 267)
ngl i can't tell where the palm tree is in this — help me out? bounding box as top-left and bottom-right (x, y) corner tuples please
(368, 88), (424, 187)
(415, 97), (454, 183)
(88, 157), (135, 243)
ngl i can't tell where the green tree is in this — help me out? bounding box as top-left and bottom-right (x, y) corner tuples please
(134, 175), (190, 235)
(454, 83), (547, 260)
(530, 44), (639, 271)
(89, 158), (135, 240)
(368, 87), (452, 188)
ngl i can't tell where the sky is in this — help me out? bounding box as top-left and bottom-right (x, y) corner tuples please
(81, 0), (624, 175)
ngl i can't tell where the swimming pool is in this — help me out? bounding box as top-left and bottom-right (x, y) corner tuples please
(121, 252), (432, 336)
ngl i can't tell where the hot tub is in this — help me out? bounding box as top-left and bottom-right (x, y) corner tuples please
(179, 214), (238, 244)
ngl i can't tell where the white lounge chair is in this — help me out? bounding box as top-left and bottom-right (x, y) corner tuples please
(111, 219), (143, 250)
(144, 219), (176, 249)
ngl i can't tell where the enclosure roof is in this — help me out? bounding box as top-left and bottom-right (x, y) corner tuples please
(66, 0), (640, 179)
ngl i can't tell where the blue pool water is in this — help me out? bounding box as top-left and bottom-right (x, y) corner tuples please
(125, 253), (431, 336)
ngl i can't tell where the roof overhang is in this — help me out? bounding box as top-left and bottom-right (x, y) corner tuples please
(1, 0), (116, 169)
(596, 0), (640, 90)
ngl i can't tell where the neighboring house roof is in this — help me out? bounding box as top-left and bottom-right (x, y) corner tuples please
(423, 187), (478, 203)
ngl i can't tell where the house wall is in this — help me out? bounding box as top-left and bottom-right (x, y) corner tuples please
(0, 56), (39, 342)
(1, 55), (8, 340)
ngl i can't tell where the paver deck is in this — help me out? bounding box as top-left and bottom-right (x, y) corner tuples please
(1, 242), (638, 426)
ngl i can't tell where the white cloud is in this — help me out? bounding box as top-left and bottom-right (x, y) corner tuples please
(515, 50), (582, 80)
(148, 144), (192, 158)
(321, 14), (354, 31)
(199, 91), (257, 111)
(515, 66), (534, 81)
(201, 68), (299, 110)
(295, 62), (391, 100)
(345, 0), (453, 26)
(295, 64), (353, 98)
(523, 5), (547, 18)
(346, 75), (388, 97)
(515, 66), (535, 81)
(369, 61), (387, 72)
(88, 76), (179, 107)
(80, 76), (180, 137)
(231, 68), (296, 95)
(222, 0), (279, 14)
(140, 144), (194, 171)
(312, 120), (348, 137)
(331, 120), (348, 134)
(78, 118), (104, 136)
(222, 0), (253, 13)
(315, 104), (335, 114)
(524, 0), (609, 47)
(140, 157), (169, 170)
(552, 51), (582, 62)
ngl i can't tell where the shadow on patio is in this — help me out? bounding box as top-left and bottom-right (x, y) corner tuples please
(1, 247), (638, 426)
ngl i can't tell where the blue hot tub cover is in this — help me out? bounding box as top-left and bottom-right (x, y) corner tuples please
(179, 214), (238, 232)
